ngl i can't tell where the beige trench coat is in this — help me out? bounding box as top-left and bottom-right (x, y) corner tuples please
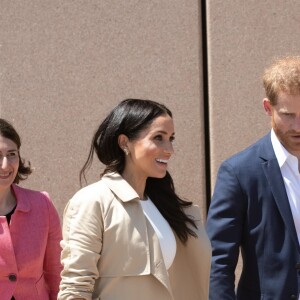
(58, 172), (211, 300)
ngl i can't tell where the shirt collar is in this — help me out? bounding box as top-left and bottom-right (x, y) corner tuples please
(271, 129), (298, 168)
(101, 172), (140, 202)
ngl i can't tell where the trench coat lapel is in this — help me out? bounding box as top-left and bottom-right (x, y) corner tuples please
(103, 172), (174, 298)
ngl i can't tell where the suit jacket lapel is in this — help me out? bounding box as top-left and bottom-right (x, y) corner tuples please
(260, 134), (300, 251)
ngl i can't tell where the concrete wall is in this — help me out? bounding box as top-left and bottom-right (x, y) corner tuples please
(0, 1), (206, 218)
(207, 0), (300, 187)
(1, 0), (300, 222)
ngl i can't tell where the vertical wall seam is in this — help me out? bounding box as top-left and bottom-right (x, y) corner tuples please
(200, 0), (211, 214)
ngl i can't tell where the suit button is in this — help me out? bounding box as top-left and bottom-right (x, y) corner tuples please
(8, 274), (17, 281)
(295, 263), (300, 269)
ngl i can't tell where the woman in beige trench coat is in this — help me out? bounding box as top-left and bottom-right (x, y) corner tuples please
(58, 99), (211, 300)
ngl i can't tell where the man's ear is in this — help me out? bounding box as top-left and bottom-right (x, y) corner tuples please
(263, 98), (273, 116)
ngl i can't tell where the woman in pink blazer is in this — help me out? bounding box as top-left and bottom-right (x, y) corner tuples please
(0, 118), (62, 300)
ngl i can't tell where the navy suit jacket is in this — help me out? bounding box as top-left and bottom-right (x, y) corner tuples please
(206, 133), (300, 300)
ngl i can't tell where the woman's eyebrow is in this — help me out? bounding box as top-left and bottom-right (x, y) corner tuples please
(154, 130), (175, 135)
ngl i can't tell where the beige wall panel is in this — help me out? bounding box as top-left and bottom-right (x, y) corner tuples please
(0, 1), (206, 218)
(207, 0), (300, 284)
(207, 0), (300, 188)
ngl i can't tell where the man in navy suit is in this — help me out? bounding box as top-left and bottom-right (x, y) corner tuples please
(206, 56), (300, 300)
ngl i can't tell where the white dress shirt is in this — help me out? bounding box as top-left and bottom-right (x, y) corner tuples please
(271, 130), (300, 299)
(140, 197), (176, 270)
(271, 130), (300, 244)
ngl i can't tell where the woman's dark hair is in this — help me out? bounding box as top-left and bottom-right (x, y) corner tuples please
(0, 118), (32, 183)
(80, 98), (197, 243)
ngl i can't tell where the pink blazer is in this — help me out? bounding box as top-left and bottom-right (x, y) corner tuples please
(0, 184), (62, 300)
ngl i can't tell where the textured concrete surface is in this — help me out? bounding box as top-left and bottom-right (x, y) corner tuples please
(207, 0), (300, 187)
(0, 1), (206, 218)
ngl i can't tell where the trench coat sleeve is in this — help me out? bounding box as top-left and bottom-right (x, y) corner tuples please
(206, 161), (247, 300)
(58, 192), (104, 300)
(42, 192), (63, 300)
